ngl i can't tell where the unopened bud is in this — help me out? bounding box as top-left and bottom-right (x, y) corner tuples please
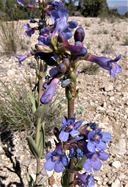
(69, 71), (76, 81)
(35, 44), (53, 53)
(58, 63), (67, 73)
(63, 58), (70, 67)
(74, 27), (85, 42)
(50, 35), (58, 50)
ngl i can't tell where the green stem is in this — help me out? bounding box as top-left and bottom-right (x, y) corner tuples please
(67, 80), (76, 186)
(35, 157), (41, 184)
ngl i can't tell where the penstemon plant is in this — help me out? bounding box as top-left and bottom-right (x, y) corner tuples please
(15, 0), (122, 187)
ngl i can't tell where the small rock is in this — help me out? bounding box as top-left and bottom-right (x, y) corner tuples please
(111, 138), (127, 155)
(112, 161), (121, 168)
(111, 179), (120, 187)
(105, 84), (113, 91)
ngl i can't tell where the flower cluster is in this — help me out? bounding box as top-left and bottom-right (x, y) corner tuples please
(45, 118), (112, 186)
(15, 0), (122, 105)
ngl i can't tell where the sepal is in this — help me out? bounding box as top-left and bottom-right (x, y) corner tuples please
(73, 155), (86, 171)
(28, 92), (38, 113)
(35, 44), (53, 53)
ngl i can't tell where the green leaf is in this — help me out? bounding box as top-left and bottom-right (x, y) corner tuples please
(26, 173), (34, 187)
(26, 136), (40, 158)
(61, 169), (69, 187)
(34, 104), (49, 118)
(28, 92), (38, 113)
(74, 155), (86, 171)
(37, 122), (45, 156)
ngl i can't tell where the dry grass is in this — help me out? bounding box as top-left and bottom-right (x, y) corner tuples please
(0, 20), (28, 55)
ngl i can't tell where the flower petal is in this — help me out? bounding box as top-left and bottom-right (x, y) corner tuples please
(87, 141), (95, 152)
(59, 131), (69, 142)
(83, 159), (92, 172)
(98, 152), (109, 161)
(70, 129), (80, 137)
(92, 158), (102, 171)
(46, 152), (52, 160)
(17, 0), (24, 6)
(44, 158), (55, 171)
(101, 132), (112, 142)
(96, 140), (106, 151)
(68, 20), (78, 29)
(54, 161), (64, 172)
(61, 155), (68, 166)
(40, 78), (59, 104)
(74, 120), (82, 129)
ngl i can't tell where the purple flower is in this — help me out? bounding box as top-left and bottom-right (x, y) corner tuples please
(17, 0), (38, 6)
(51, 8), (69, 35)
(38, 28), (50, 45)
(50, 7), (77, 40)
(15, 53), (31, 66)
(23, 24), (35, 37)
(59, 117), (82, 142)
(17, 0), (24, 6)
(86, 54), (122, 80)
(75, 172), (95, 187)
(83, 151), (109, 172)
(40, 78), (59, 104)
(87, 128), (111, 152)
(44, 146), (68, 172)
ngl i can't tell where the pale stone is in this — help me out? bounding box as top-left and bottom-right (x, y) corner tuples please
(112, 161), (121, 168)
(111, 179), (120, 187)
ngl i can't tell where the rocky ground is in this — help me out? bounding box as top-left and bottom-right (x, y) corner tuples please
(0, 17), (128, 187)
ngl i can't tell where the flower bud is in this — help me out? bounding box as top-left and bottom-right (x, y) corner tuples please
(68, 71), (77, 81)
(58, 63), (67, 73)
(62, 58), (70, 68)
(35, 44), (53, 53)
(74, 27), (85, 42)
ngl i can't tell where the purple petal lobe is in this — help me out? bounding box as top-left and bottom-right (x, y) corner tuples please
(61, 155), (68, 166)
(74, 120), (82, 129)
(44, 158), (55, 171)
(101, 132), (112, 142)
(59, 131), (69, 142)
(17, 0), (24, 6)
(98, 152), (109, 161)
(87, 141), (95, 152)
(54, 161), (64, 172)
(96, 140), (106, 151)
(68, 20), (78, 29)
(83, 159), (92, 172)
(92, 158), (102, 171)
(70, 129), (80, 137)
